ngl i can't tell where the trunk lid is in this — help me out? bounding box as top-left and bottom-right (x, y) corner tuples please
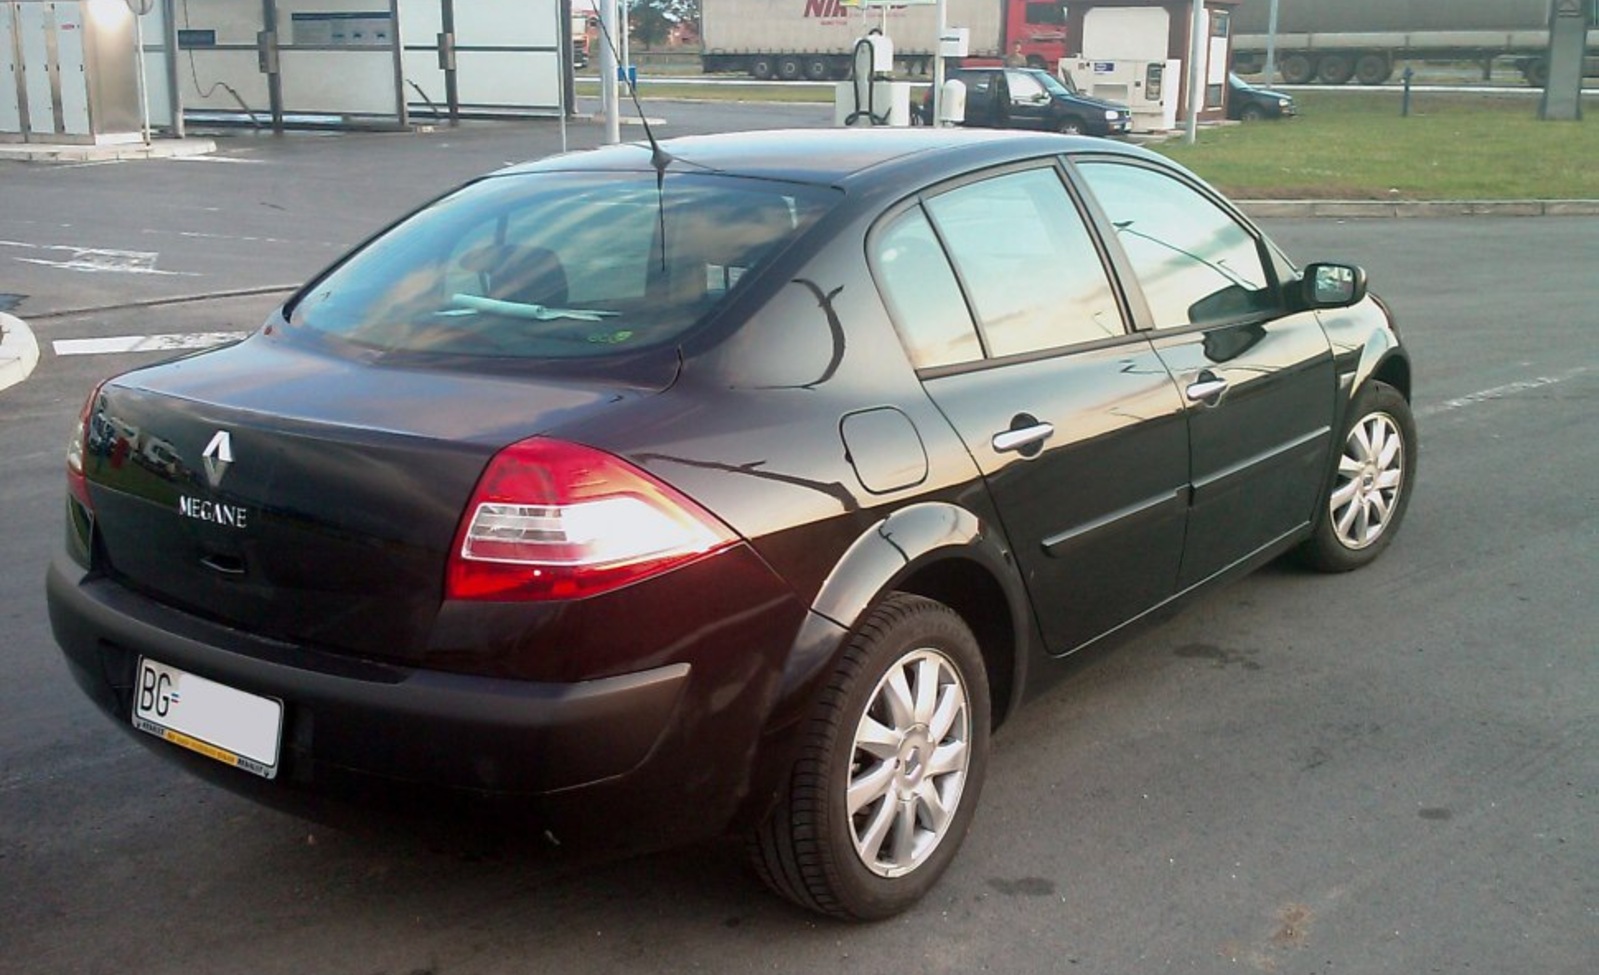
(82, 331), (674, 662)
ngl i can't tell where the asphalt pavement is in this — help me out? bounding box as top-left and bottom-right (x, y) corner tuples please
(1, 100), (1595, 975)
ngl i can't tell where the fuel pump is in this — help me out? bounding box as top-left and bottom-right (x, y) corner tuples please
(835, 29), (911, 127)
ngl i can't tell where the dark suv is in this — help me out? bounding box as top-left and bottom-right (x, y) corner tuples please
(50, 128), (1413, 921)
(1228, 72), (1298, 121)
(922, 67), (1133, 136)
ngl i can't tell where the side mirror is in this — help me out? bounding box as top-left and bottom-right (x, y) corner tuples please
(1302, 263), (1368, 308)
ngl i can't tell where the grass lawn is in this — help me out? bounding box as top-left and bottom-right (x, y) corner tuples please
(575, 80), (1598, 200)
(1154, 90), (1599, 200)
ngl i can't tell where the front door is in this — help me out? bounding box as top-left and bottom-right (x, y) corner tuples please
(1074, 158), (1337, 588)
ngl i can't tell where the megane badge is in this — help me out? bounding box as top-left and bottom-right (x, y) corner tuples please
(202, 430), (233, 488)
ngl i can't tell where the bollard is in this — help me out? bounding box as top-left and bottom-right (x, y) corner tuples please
(1401, 66), (1414, 117)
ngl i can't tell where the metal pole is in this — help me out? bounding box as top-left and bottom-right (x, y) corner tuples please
(933, 0), (947, 126)
(262, 0), (283, 134)
(441, 0), (459, 126)
(1185, 1), (1205, 144)
(162, 0), (184, 137)
(1263, 0), (1279, 87)
(134, 12), (151, 145)
(599, 0), (619, 143)
(389, 0), (408, 128)
(556, 0), (568, 151)
(560, 0), (575, 119)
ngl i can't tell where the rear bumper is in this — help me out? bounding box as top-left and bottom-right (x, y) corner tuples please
(46, 551), (768, 839)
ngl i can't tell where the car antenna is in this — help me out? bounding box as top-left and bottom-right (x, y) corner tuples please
(591, 13), (674, 271)
(591, 11), (671, 178)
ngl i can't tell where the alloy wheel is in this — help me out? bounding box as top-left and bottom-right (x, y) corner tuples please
(847, 648), (972, 878)
(1329, 411), (1405, 550)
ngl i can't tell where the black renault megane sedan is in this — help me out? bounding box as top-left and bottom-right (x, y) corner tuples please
(48, 128), (1414, 920)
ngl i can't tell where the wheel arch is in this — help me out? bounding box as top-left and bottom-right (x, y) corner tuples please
(1370, 351), (1411, 402)
(807, 502), (1029, 728)
(732, 502), (1030, 834)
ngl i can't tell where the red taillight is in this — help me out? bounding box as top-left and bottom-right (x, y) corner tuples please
(66, 383), (102, 512)
(445, 438), (738, 601)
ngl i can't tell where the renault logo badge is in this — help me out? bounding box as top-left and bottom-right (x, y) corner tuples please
(202, 430), (233, 488)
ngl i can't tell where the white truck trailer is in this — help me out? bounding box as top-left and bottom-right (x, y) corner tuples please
(699, 0), (1007, 80)
(1229, 0), (1598, 87)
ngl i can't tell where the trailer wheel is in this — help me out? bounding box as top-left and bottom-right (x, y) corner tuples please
(1279, 53), (1315, 85)
(1522, 57), (1548, 88)
(778, 56), (803, 81)
(806, 58), (831, 81)
(751, 57), (775, 81)
(1355, 53), (1392, 86)
(1317, 54), (1355, 85)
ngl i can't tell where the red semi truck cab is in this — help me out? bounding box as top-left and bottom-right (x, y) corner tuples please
(1007, 0), (1070, 70)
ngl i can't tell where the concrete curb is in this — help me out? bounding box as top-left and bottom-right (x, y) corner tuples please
(1240, 199), (1599, 219)
(0, 312), (41, 394)
(0, 138), (217, 164)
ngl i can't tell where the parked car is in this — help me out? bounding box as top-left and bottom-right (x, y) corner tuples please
(49, 128), (1414, 921)
(920, 66), (1133, 135)
(1228, 72), (1298, 120)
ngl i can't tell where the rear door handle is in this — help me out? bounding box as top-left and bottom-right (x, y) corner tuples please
(992, 422), (1054, 454)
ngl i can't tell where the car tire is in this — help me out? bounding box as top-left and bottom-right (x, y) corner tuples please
(1297, 381), (1417, 573)
(1279, 53), (1315, 86)
(1057, 116), (1086, 135)
(1240, 103), (1267, 122)
(1317, 54), (1355, 85)
(749, 593), (991, 921)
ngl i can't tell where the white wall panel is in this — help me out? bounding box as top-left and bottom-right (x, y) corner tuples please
(456, 1), (555, 48)
(280, 50), (395, 113)
(456, 50), (559, 109)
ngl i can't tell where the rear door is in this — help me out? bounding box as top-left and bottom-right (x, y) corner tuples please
(1073, 157), (1336, 588)
(958, 70), (1001, 126)
(870, 162), (1189, 654)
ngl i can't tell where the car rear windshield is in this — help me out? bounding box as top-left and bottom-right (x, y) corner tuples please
(287, 171), (837, 358)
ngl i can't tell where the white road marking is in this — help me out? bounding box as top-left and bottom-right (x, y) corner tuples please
(170, 155), (265, 164)
(1, 240), (196, 276)
(140, 228), (336, 248)
(52, 332), (248, 356)
(1417, 367), (1590, 418)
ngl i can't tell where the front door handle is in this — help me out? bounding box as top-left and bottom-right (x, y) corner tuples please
(992, 422), (1054, 454)
(1185, 373), (1229, 405)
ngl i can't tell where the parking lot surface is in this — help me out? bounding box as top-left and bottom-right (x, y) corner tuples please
(1, 101), (1594, 974)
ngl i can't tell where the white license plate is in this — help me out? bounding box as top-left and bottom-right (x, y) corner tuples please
(133, 658), (283, 779)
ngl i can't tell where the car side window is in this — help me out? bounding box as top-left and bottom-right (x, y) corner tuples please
(1006, 70), (1046, 104)
(1077, 161), (1276, 328)
(872, 207), (984, 369)
(923, 167), (1126, 357)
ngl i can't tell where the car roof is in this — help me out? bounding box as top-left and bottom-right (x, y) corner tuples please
(498, 128), (1156, 189)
